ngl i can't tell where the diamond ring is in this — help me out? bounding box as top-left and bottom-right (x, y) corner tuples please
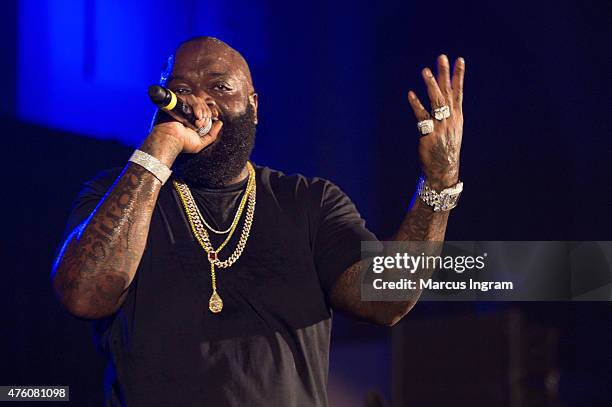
(432, 105), (450, 121)
(417, 119), (434, 135)
(196, 121), (212, 137)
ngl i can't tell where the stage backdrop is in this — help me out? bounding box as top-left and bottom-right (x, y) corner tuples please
(2, 0), (611, 406)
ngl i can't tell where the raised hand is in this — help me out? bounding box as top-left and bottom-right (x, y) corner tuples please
(408, 55), (465, 190)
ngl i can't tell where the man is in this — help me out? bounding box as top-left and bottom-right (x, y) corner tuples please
(52, 36), (465, 406)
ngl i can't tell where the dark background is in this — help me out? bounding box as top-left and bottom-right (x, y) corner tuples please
(2, 0), (611, 406)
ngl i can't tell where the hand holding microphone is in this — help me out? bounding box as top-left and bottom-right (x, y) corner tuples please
(147, 85), (223, 154)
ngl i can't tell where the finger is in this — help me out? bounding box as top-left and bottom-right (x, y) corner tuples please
(194, 118), (223, 142)
(422, 67), (447, 111)
(436, 54), (452, 106)
(197, 121), (223, 152)
(207, 119), (223, 139)
(209, 104), (220, 121)
(185, 120), (223, 154)
(195, 115), (212, 131)
(407, 91), (431, 121)
(182, 94), (210, 127)
(451, 57), (465, 109)
(183, 95), (203, 121)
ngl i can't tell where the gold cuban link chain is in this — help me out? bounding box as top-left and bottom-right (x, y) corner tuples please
(173, 161), (256, 313)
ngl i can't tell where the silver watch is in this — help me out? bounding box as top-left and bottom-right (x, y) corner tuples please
(417, 177), (463, 212)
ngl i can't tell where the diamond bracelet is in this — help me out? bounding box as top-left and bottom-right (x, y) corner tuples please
(128, 149), (172, 185)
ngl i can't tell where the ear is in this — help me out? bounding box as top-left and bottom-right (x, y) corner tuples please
(249, 93), (259, 125)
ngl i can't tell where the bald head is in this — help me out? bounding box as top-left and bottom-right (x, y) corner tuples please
(174, 36), (254, 92)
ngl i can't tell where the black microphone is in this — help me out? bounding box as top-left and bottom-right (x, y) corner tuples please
(148, 85), (197, 128)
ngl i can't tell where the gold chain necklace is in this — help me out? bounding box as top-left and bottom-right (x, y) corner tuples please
(193, 183), (250, 234)
(173, 162), (256, 313)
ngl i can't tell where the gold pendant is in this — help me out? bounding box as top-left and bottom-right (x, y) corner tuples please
(209, 290), (223, 313)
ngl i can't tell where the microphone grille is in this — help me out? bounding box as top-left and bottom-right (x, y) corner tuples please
(148, 85), (168, 104)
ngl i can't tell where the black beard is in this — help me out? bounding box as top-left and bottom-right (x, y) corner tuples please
(173, 104), (256, 187)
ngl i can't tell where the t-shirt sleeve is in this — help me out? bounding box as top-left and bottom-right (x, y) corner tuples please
(60, 167), (124, 242)
(309, 179), (379, 295)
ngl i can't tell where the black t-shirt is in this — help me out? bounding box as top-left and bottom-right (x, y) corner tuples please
(62, 164), (377, 407)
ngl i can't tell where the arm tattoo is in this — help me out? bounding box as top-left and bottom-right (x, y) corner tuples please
(395, 198), (449, 242)
(53, 163), (162, 318)
(330, 194), (450, 326)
